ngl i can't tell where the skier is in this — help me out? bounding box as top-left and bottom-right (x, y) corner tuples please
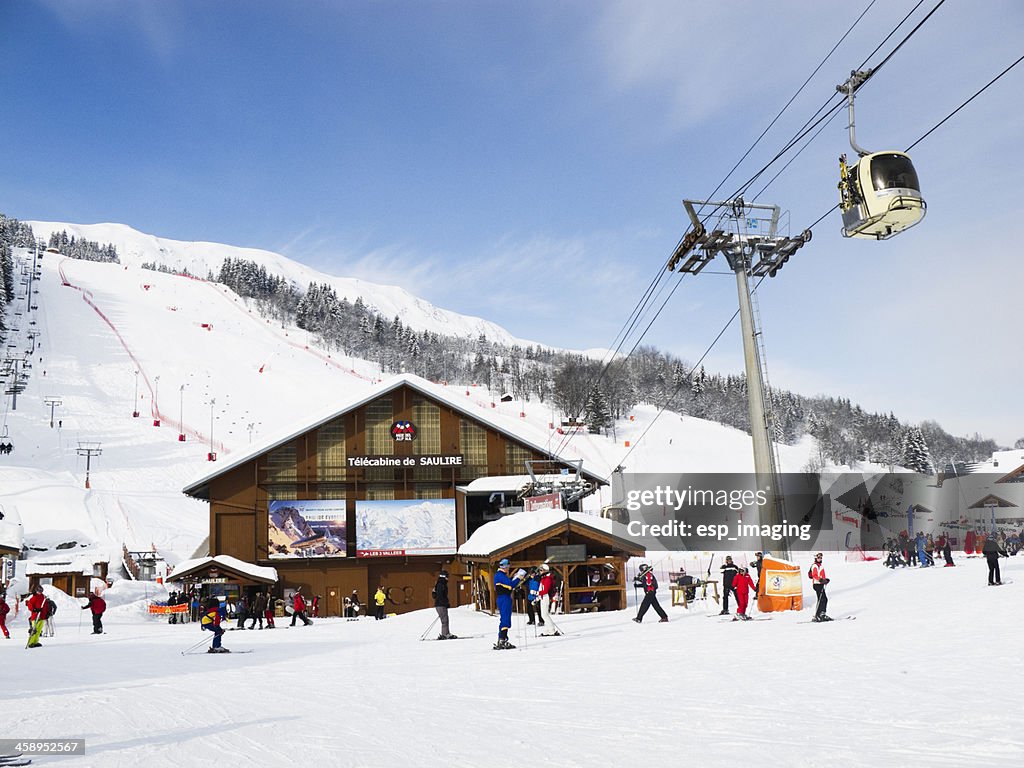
(345, 590), (361, 619)
(733, 566), (757, 621)
(809, 552), (831, 621)
(201, 598), (228, 653)
(524, 569), (541, 626)
(374, 586), (387, 620)
(537, 563), (559, 635)
(432, 569), (456, 639)
(263, 594), (277, 629)
(248, 592), (267, 630)
(25, 585), (47, 648)
(719, 555), (740, 615)
(632, 563), (668, 623)
(0, 590), (10, 639)
(751, 552), (764, 592)
(941, 536), (955, 567)
(982, 534), (1008, 585)
(235, 595), (248, 629)
(915, 532), (929, 568)
(82, 591), (106, 634)
(311, 594), (321, 618)
(290, 587), (313, 626)
(493, 558), (526, 649)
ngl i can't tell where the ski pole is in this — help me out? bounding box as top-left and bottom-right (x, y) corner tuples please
(419, 615), (440, 641)
(181, 635), (210, 655)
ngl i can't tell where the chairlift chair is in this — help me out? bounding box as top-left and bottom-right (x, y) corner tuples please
(836, 70), (925, 240)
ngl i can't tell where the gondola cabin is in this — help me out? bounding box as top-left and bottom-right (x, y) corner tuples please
(838, 151), (925, 240)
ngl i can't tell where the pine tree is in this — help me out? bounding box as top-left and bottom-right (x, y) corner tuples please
(584, 388), (612, 434)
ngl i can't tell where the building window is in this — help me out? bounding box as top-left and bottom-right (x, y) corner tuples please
(365, 398), (394, 482)
(317, 418), (346, 481)
(265, 484), (297, 502)
(505, 443), (533, 475)
(317, 484), (346, 501)
(412, 398), (441, 455)
(265, 443), (297, 483)
(365, 398), (394, 455)
(414, 485), (444, 499)
(460, 419), (487, 474)
(366, 486), (395, 501)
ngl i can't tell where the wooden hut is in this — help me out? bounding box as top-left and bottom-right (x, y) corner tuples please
(27, 553), (109, 598)
(458, 509), (644, 614)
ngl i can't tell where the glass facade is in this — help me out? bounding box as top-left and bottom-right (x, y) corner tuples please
(460, 419), (488, 476)
(317, 418), (346, 481)
(365, 397), (394, 481)
(505, 442), (533, 475)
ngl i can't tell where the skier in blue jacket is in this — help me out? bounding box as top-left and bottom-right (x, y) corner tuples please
(494, 559), (525, 650)
(915, 532), (929, 568)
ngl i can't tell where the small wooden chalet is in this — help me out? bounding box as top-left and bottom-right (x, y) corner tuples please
(27, 553), (109, 598)
(458, 509), (644, 614)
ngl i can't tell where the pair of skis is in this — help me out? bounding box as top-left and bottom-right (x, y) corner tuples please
(0, 752), (32, 766)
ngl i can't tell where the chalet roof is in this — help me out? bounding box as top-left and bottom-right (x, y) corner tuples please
(183, 373), (606, 500)
(968, 493), (1018, 509)
(458, 509), (644, 559)
(166, 554), (278, 585)
(26, 551), (110, 576)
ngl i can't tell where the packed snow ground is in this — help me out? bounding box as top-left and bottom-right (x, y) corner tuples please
(3, 553), (1021, 768)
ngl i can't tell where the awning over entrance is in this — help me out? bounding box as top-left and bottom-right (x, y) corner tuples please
(166, 554), (279, 586)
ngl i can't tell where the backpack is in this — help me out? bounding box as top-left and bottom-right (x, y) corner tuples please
(45, 598), (57, 618)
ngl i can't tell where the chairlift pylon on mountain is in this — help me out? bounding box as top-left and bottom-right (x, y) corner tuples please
(836, 70), (925, 240)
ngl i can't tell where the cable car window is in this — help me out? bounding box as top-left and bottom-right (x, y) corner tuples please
(870, 154), (920, 192)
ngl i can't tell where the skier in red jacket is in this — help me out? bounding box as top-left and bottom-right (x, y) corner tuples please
(733, 566), (756, 621)
(290, 587), (312, 627)
(809, 553), (831, 621)
(25, 585), (48, 648)
(83, 592), (107, 634)
(0, 590), (10, 639)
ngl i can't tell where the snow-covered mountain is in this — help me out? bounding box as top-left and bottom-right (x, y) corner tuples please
(0, 226), (818, 581)
(26, 221), (536, 348)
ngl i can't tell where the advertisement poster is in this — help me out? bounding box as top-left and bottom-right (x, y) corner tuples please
(355, 498), (457, 557)
(268, 499), (347, 558)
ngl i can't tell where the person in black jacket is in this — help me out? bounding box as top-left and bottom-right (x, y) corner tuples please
(751, 552), (764, 592)
(432, 570), (456, 639)
(248, 592), (267, 630)
(982, 534), (1008, 585)
(632, 564), (668, 623)
(719, 556), (740, 615)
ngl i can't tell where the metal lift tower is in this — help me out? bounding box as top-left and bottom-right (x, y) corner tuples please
(668, 197), (811, 559)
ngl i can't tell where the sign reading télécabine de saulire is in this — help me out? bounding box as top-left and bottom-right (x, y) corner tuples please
(346, 455), (464, 468)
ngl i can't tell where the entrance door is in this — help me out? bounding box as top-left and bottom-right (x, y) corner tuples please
(326, 586), (341, 617)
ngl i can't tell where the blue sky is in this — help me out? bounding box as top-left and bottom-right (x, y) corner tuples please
(2, 1), (1022, 446)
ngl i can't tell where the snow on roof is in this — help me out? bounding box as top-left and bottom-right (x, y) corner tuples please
(183, 373), (606, 497)
(168, 554), (278, 583)
(26, 551), (110, 576)
(0, 504), (24, 551)
(457, 474), (580, 495)
(458, 509), (638, 558)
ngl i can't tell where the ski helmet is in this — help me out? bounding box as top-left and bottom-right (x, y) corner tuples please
(638, 563), (651, 573)
(498, 558), (510, 568)
(539, 563), (550, 573)
(439, 570), (448, 578)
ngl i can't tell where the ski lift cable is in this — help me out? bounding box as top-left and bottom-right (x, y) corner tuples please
(549, 2), (952, 462)
(546, 4), (889, 459)
(731, 0), (942, 205)
(696, 0), (880, 218)
(579, 0), (891, 377)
